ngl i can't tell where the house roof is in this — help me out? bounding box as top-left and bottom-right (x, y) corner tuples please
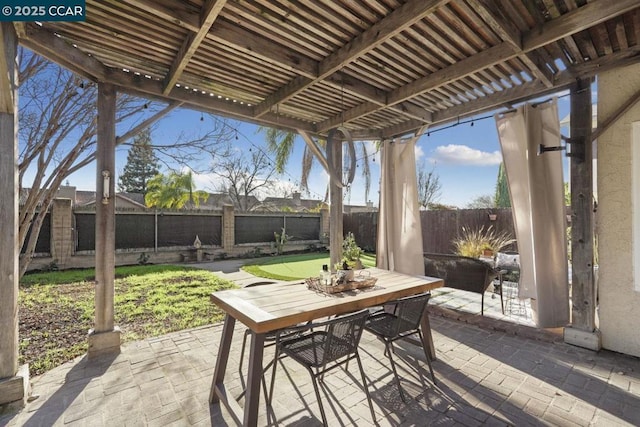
(16, 1), (640, 141)
(260, 196), (325, 212)
(74, 191), (240, 210)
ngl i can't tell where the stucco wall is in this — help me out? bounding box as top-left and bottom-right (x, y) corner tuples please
(597, 63), (640, 357)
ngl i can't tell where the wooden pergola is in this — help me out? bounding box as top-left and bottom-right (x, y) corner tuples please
(2, 0), (640, 408)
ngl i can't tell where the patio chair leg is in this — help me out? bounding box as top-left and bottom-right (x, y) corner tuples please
(309, 370), (329, 426)
(354, 351), (376, 424)
(417, 329), (436, 385)
(385, 341), (406, 403)
(267, 345), (281, 406)
(481, 293), (485, 316)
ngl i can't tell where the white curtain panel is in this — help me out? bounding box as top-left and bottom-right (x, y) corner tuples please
(495, 100), (570, 328)
(376, 139), (425, 276)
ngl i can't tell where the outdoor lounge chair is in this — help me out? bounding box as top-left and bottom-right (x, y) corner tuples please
(364, 292), (435, 402)
(423, 253), (500, 315)
(267, 309), (376, 426)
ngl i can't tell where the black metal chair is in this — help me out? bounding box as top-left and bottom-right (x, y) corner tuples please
(364, 292), (435, 402)
(267, 309), (376, 426)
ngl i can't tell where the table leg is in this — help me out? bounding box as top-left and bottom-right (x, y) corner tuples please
(420, 310), (437, 361)
(244, 331), (266, 427)
(210, 314), (236, 403)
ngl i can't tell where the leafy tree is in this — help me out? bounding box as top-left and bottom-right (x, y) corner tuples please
(145, 171), (209, 209)
(466, 194), (495, 209)
(212, 148), (276, 212)
(18, 51), (150, 276)
(118, 128), (159, 194)
(417, 162), (442, 209)
(17, 50), (232, 276)
(494, 162), (511, 207)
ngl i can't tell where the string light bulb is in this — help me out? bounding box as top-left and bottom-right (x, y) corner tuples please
(200, 113), (204, 122)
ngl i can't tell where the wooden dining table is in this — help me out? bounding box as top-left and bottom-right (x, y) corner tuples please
(208, 267), (444, 426)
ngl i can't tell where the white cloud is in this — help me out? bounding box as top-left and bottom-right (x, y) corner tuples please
(429, 144), (502, 166)
(414, 144), (424, 160)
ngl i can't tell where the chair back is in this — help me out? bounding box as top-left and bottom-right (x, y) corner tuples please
(391, 292), (431, 336)
(323, 309), (369, 364)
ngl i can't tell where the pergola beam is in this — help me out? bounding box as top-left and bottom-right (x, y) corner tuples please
(297, 130), (329, 173)
(319, 0), (638, 132)
(207, 21), (432, 124)
(374, 43), (640, 139)
(162, 0), (226, 95)
(120, 0), (200, 32)
(19, 24), (108, 82)
(116, 101), (183, 145)
(318, 42), (513, 132)
(18, 1), (640, 142)
(20, 25), (321, 135)
(253, 0), (450, 118)
(523, 0), (640, 51)
(469, 0), (553, 87)
(591, 86), (640, 142)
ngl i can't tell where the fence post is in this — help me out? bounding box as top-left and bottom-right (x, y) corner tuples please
(51, 198), (73, 268)
(320, 204), (330, 245)
(223, 204), (235, 253)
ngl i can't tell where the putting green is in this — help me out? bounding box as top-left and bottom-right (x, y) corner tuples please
(242, 253), (376, 281)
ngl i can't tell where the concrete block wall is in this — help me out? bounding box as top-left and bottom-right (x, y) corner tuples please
(26, 203), (328, 272)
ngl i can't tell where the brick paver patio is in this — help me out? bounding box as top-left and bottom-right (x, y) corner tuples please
(2, 311), (639, 426)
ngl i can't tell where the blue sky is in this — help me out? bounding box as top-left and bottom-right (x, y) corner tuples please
(59, 88), (582, 208)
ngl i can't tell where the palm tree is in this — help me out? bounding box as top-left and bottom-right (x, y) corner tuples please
(145, 171), (209, 209)
(261, 127), (375, 202)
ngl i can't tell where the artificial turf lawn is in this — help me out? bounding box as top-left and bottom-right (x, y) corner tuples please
(241, 252), (376, 281)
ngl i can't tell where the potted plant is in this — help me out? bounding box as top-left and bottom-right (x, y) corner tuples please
(482, 246), (494, 257)
(453, 226), (514, 259)
(342, 232), (364, 270)
(335, 260), (355, 283)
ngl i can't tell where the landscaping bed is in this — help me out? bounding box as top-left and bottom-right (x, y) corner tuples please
(19, 265), (236, 375)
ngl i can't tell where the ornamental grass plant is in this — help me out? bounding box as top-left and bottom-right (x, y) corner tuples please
(453, 225), (515, 258)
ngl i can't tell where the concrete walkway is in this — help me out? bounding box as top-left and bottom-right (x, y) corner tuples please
(2, 260), (639, 426)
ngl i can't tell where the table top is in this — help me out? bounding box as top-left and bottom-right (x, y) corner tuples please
(210, 267), (444, 333)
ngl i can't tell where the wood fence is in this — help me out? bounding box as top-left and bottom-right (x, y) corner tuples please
(344, 208), (517, 254)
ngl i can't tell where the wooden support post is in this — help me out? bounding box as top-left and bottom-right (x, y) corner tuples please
(0, 22), (29, 409)
(329, 137), (343, 271)
(564, 78), (601, 350)
(88, 82), (120, 357)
